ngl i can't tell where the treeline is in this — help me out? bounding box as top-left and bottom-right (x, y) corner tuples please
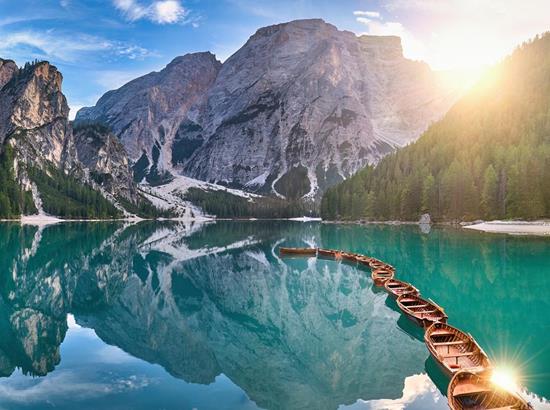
(185, 188), (315, 218)
(321, 32), (550, 222)
(117, 194), (174, 218)
(72, 120), (111, 134)
(0, 144), (36, 218)
(28, 166), (121, 219)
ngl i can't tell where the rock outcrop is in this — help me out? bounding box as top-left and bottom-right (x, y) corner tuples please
(0, 60), (147, 212)
(73, 123), (136, 202)
(0, 58), (17, 89)
(77, 52), (221, 185)
(77, 19), (458, 199)
(0, 61), (74, 168)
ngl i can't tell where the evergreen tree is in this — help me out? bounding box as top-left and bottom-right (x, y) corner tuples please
(321, 32), (550, 222)
(481, 165), (498, 218)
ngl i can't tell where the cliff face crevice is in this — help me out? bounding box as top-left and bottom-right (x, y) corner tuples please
(77, 19), (458, 199)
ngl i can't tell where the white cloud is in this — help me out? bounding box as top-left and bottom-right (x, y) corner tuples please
(356, 17), (372, 25)
(353, 11), (381, 18)
(0, 370), (151, 403)
(0, 31), (154, 63)
(113, 0), (187, 24)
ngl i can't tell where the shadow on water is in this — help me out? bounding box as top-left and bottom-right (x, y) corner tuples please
(424, 356), (450, 398)
(396, 314), (426, 343)
(383, 295), (425, 343)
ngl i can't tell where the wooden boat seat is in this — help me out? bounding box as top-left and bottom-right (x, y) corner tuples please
(443, 351), (477, 358)
(406, 304), (429, 308)
(433, 340), (467, 346)
(431, 329), (452, 335)
(453, 383), (492, 397)
(417, 309), (438, 314)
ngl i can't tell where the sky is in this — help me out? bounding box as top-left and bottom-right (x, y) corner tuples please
(1, 0), (549, 119)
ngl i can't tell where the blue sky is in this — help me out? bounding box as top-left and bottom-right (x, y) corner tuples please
(1, 0), (548, 119)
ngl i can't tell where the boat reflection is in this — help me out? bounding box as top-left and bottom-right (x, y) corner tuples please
(0, 220), (548, 409)
(0, 221), (429, 410)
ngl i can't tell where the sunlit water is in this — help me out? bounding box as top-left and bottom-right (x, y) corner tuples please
(0, 221), (548, 410)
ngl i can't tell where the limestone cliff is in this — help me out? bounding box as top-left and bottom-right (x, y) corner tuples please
(77, 19), (458, 199)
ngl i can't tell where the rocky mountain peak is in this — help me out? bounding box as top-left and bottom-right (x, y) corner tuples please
(0, 61), (70, 166)
(73, 123), (137, 202)
(167, 51), (220, 69)
(359, 35), (403, 58)
(251, 18), (337, 39)
(77, 19), (459, 201)
(76, 51), (221, 184)
(0, 58), (18, 90)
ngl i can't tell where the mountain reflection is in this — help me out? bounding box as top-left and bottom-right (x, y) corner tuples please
(0, 221), (548, 409)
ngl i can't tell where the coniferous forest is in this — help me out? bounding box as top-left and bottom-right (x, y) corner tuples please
(321, 33), (550, 222)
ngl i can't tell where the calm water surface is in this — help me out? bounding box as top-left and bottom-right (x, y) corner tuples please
(0, 221), (548, 410)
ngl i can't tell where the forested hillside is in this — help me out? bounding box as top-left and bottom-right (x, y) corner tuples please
(321, 33), (550, 221)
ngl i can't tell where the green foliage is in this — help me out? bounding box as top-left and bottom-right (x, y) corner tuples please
(322, 33), (550, 222)
(116, 194), (174, 218)
(72, 121), (111, 134)
(185, 188), (314, 218)
(273, 166), (311, 199)
(28, 166), (121, 219)
(0, 144), (36, 218)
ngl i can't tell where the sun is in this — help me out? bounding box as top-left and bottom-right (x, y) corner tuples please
(490, 366), (519, 392)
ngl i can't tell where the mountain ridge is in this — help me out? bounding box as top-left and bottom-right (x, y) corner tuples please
(77, 18), (458, 200)
(321, 32), (550, 221)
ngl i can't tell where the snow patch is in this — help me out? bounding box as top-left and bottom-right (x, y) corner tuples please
(464, 220), (550, 236)
(244, 171), (269, 188)
(20, 215), (63, 226)
(140, 174), (262, 218)
(288, 217), (322, 222)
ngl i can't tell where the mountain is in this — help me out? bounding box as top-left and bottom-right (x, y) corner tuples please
(77, 19), (458, 200)
(0, 57), (300, 220)
(321, 32), (550, 221)
(0, 60), (161, 219)
(77, 52), (222, 186)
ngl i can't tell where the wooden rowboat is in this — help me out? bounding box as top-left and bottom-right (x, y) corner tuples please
(384, 279), (419, 298)
(425, 322), (491, 378)
(448, 369), (533, 410)
(279, 247), (317, 256)
(369, 260), (394, 271)
(397, 294), (447, 328)
(371, 268), (394, 286)
(317, 248), (338, 258)
(341, 252), (359, 262)
(356, 256), (373, 265)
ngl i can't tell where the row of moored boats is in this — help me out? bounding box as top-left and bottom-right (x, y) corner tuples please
(279, 247), (533, 410)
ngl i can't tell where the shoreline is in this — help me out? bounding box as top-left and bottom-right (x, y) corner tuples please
(463, 220), (550, 236)
(321, 218), (550, 236)
(4, 216), (550, 235)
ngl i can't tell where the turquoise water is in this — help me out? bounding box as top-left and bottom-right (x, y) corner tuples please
(0, 221), (548, 409)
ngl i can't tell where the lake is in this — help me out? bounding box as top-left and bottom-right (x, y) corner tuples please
(0, 221), (548, 410)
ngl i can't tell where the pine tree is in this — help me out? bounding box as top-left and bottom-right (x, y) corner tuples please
(481, 165), (498, 218)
